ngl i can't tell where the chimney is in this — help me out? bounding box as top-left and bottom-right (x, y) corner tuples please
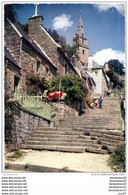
(28, 15), (43, 39)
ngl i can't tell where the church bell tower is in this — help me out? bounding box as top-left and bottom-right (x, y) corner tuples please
(72, 14), (89, 65)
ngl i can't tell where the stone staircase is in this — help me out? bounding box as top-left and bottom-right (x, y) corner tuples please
(21, 96), (125, 154)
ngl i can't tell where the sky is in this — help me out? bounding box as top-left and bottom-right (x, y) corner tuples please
(12, 2), (125, 65)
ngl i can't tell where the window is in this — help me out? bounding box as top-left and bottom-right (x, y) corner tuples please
(95, 71), (98, 76)
(36, 61), (40, 73)
(45, 67), (49, 75)
(14, 76), (20, 92)
(83, 50), (85, 54)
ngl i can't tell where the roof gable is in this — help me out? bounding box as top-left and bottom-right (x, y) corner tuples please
(8, 19), (57, 70)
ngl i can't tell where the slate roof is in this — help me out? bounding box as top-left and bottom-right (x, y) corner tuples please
(92, 60), (103, 69)
(5, 47), (20, 68)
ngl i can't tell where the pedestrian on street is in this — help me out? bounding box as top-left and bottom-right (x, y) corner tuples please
(98, 96), (103, 109)
(95, 99), (98, 108)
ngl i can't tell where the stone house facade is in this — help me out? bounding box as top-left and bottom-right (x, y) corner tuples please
(86, 55), (109, 97)
(4, 19), (58, 97)
(5, 47), (21, 100)
(4, 15), (79, 100)
(4, 14), (80, 150)
(28, 15), (77, 76)
(4, 12), (96, 151)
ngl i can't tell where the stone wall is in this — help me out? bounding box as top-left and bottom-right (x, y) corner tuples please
(50, 101), (79, 125)
(5, 20), (57, 94)
(102, 71), (109, 96)
(5, 107), (49, 151)
(19, 39), (56, 92)
(28, 16), (77, 76)
(4, 21), (21, 65)
(5, 60), (21, 99)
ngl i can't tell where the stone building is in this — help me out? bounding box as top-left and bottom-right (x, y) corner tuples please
(72, 15), (109, 98)
(71, 15), (96, 98)
(86, 55), (110, 97)
(5, 47), (21, 99)
(4, 13), (83, 150)
(4, 14), (79, 99)
(4, 19), (59, 97)
(72, 15), (89, 65)
(28, 15), (77, 76)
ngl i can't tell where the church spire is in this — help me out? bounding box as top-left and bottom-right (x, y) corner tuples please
(77, 12), (84, 37)
(72, 11), (89, 65)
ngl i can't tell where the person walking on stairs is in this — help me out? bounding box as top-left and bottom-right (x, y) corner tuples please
(98, 96), (103, 109)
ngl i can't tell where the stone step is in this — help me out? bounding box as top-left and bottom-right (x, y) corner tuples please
(82, 129), (123, 136)
(85, 147), (108, 154)
(88, 132), (124, 141)
(100, 140), (125, 148)
(28, 136), (92, 142)
(34, 127), (123, 135)
(101, 145), (119, 152)
(60, 117), (122, 121)
(97, 137), (125, 144)
(60, 125), (123, 130)
(34, 127), (73, 131)
(60, 124), (122, 128)
(26, 140), (87, 147)
(60, 121), (122, 125)
(59, 116), (122, 120)
(32, 130), (84, 135)
(30, 134), (82, 139)
(21, 144), (86, 153)
(26, 141), (100, 149)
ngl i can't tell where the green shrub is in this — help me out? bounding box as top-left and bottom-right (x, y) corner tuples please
(48, 74), (88, 104)
(26, 74), (49, 95)
(84, 97), (92, 107)
(108, 144), (126, 172)
(6, 150), (23, 161)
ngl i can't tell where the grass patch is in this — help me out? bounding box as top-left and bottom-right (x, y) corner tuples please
(108, 144), (126, 172)
(6, 150), (23, 161)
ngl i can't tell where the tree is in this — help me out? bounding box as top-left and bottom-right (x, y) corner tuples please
(26, 74), (49, 95)
(108, 60), (125, 76)
(46, 28), (74, 58)
(17, 22), (28, 33)
(106, 69), (124, 89)
(4, 4), (16, 22)
(4, 4), (22, 22)
(47, 28), (53, 37)
(48, 74), (88, 104)
(106, 59), (125, 89)
(53, 30), (59, 41)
